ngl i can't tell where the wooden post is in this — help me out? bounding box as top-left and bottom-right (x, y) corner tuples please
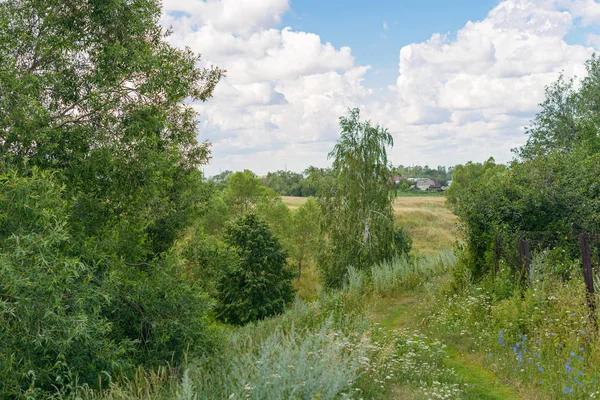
(519, 239), (530, 290)
(579, 233), (597, 329)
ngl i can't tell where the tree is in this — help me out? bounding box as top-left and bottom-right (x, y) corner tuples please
(290, 198), (323, 278)
(0, 0), (223, 262)
(316, 108), (400, 288)
(517, 55), (600, 160)
(265, 170), (305, 196)
(0, 0), (223, 392)
(217, 213), (295, 325)
(0, 170), (126, 395)
(223, 170), (269, 215)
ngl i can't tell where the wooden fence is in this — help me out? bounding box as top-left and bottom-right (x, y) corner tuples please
(495, 233), (598, 329)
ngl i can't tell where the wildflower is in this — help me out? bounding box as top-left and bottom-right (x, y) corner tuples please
(563, 387), (573, 394)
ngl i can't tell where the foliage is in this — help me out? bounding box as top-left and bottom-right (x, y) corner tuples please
(223, 170), (270, 216)
(0, 0), (223, 262)
(315, 108), (400, 288)
(289, 197), (323, 277)
(517, 55), (600, 160)
(105, 254), (217, 368)
(216, 213), (295, 325)
(393, 226), (413, 256)
(264, 170), (317, 197)
(0, 170), (128, 396)
(448, 55), (600, 277)
(179, 226), (239, 298)
(0, 0), (223, 394)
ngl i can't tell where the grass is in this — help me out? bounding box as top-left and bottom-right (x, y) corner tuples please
(392, 196), (459, 254)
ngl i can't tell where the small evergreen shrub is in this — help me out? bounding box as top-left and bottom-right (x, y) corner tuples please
(217, 213), (295, 325)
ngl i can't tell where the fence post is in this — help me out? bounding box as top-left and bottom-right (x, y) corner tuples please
(519, 239), (530, 291)
(494, 235), (502, 275)
(579, 233), (597, 329)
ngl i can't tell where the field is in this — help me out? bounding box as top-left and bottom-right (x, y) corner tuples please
(282, 195), (459, 253)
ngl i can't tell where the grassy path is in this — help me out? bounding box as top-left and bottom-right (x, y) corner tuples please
(368, 293), (522, 400)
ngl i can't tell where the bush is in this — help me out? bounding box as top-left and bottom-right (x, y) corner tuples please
(0, 170), (128, 396)
(393, 226), (413, 256)
(105, 254), (217, 368)
(216, 213), (295, 325)
(0, 170), (219, 396)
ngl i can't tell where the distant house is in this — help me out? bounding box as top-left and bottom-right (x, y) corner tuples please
(414, 178), (441, 191)
(392, 176), (402, 184)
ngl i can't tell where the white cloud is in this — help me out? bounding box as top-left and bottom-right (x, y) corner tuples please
(161, 0), (597, 175)
(587, 32), (600, 48)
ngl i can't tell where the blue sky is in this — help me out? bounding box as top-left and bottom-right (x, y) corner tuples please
(161, 0), (600, 175)
(282, 0), (500, 86)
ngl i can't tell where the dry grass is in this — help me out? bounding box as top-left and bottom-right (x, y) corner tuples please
(282, 196), (459, 254)
(281, 196), (307, 210)
(392, 196), (459, 254)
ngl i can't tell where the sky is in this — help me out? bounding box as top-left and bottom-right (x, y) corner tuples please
(160, 0), (600, 176)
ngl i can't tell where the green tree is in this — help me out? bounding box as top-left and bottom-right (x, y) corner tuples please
(265, 170), (305, 196)
(316, 108), (399, 288)
(0, 0), (223, 262)
(518, 55), (600, 160)
(0, 0), (223, 392)
(223, 170), (269, 215)
(290, 198), (323, 278)
(217, 213), (295, 325)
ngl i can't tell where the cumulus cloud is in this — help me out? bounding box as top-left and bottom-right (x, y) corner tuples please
(161, 0), (597, 175)
(382, 0), (594, 167)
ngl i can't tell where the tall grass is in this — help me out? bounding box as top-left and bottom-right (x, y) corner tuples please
(370, 251), (456, 295)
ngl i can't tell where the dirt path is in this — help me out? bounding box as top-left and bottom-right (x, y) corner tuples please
(368, 294), (522, 400)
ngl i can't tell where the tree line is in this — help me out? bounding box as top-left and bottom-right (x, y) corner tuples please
(211, 164), (454, 197)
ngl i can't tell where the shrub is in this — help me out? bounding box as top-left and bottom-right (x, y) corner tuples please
(393, 226), (413, 255)
(105, 254), (217, 368)
(0, 170), (128, 396)
(217, 213), (295, 325)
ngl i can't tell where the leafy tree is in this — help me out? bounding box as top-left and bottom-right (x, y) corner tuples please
(290, 198), (323, 278)
(316, 108), (400, 288)
(209, 170), (233, 190)
(0, 0), (223, 392)
(217, 213), (295, 325)
(180, 226), (239, 298)
(223, 170), (269, 215)
(223, 170), (292, 244)
(0, 0), (223, 262)
(265, 170), (305, 196)
(450, 56), (600, 277)
(518, 55), (600, 160)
